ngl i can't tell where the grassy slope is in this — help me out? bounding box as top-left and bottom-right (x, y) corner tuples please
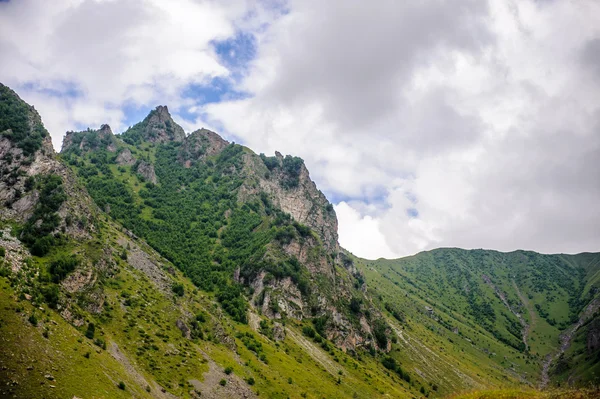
(0, 215), (423, 399)
(352, 248), (600, 393)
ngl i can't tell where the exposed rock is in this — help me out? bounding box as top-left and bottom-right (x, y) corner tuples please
(117, 236), (173, 294)
(188, 351), (257, 399)
(0, 226), (28, 273)
(128, 105), (185, 144)
(179, 128), (229, 165)
(239, 152), (339, 252)
(115, 148), (136, 165)
(136, 161), (157, 184)
(273, 322), (285, 341)
(61, 124), (117, 153)
(1, 118), (96, 240)
(176, 319), (191, 339)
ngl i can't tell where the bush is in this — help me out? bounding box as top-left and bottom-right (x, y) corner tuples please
(349, 297), (362, 314)
(85, 323), (95, 339)
(302, 326), (316, 338)
(94, 338), (106, 350)
(224, 366), (233, 375)
(219, 379), (227, 386)
(28, 313), (38, 326)
(382, 356), (397, 371)
(118, 381), (126, 390)
(172, 283), (184, 297)
(246, 377), (255, 386)
(41, 284), (59, 308)
(48, 255), (79, 283)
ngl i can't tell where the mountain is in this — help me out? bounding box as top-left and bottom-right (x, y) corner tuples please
(0, 82), (599, 399)
(352, 249), (600, 392)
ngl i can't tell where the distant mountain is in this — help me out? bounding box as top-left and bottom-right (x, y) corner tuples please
(0, 82), (598, 398)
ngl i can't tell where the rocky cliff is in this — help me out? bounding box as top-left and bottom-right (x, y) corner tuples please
(59, 106), (383, 351)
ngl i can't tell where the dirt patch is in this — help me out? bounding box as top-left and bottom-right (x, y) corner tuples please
(286, 328), (340, 376)
(109, 342), (176, 398)
(189, 351), (256, 399)
(117, 236), (172, 294)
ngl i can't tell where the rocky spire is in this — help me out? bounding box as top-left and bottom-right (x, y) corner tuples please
(121, 105), (186, 144)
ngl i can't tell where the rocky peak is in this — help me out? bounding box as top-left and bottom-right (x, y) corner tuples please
(240, 152), (339, 252)
(178, 128), (229, 165)
(0, 85), (97, 239)
(121, 105), (186, 145)
(61, 124), (117, 153)
(98, 124), (112, 134)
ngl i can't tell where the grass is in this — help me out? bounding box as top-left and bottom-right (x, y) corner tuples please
(446, 388), (600, 399)
(352, 248), (600, 392)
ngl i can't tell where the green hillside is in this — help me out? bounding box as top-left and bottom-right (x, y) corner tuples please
(353, 248), (600, 391)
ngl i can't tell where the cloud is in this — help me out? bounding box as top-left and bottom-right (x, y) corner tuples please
(202, 0), (600, 258)
(0, 0), (257, 148)
(1, 0), (598, 258)
(334, 202), (399, 260)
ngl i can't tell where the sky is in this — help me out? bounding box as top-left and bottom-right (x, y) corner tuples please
(1, 0), (599, 259)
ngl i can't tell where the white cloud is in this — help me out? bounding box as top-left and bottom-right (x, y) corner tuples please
(203, 0), (600, 257)
(1, 0), (598, 258)
(0, 0), (254, 148)
(334, 202), (398, 260)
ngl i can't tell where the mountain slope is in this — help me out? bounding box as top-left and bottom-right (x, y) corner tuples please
(0, 82), (597, 398)
(0, 84), (420, 398)
(60, 105), (379, 351)
(352, 248), (600, 393)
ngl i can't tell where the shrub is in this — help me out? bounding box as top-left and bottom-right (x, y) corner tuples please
(246, 377), (255, 386)
(172, 283), (184, 297)
(219, 379), (227, 386)
(224, 366), (233, 375)
(48, 255), (79, 283)
(41, 284), (59, 308)
(302, 326), (316, 338)
(118, 381), (126, 390)
(28, 313), (38, 326)
(85, 323), (95, 339)
(349, 297), (362, 314)
(382, 356), (397, 371)
(94, 338), (106, 350)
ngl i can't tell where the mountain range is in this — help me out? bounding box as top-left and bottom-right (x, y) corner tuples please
(0, 82), (598, 398)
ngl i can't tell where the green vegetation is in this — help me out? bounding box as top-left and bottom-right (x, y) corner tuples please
(352, 248), (600, 393)
(1, 89), (598, 399)
(0, 84), (48, 155)
(62, 134), (330, 325)
(20, 174), (67, 256)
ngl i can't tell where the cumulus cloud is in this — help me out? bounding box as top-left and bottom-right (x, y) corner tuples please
(202, 0), (600, 258)
(0, 0), (255, 148)
(1, 0), (598, 259)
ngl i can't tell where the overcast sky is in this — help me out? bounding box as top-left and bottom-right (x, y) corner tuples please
(1, 0), (599, 259)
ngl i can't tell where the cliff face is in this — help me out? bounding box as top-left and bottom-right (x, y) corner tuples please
(58, 106), (384, 350)
(120, 105), (185, 144)
(61, 124), (117, 153)
(0, 88), (96, 239)
(237, 151), (339, 253)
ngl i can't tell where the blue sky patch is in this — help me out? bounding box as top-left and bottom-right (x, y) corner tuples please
(406, 208), (419, 218)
